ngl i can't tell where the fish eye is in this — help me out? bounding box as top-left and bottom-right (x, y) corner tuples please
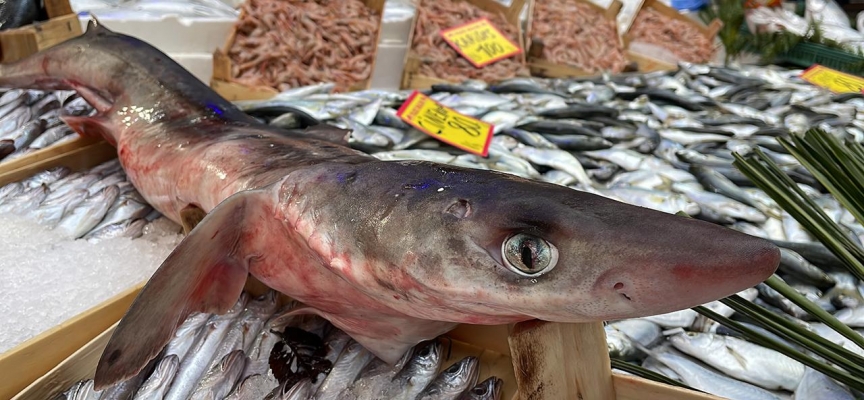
(501, 233), (558, 277)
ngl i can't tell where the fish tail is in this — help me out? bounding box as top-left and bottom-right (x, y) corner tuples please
(94, 188), (269, 389)
(0, 19), (101, 100)
(0, 19), (122, 145)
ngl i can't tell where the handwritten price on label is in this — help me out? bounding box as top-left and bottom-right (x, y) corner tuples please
(440, 18), (522, 68)
(396, 91), (493, 157)
(800, 65), (864, 93)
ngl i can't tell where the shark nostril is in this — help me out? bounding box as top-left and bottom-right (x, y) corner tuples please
(613, 282), (632, 301)
(445, 199), (471, 218)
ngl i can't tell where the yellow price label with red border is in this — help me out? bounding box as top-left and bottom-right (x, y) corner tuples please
(800, 65), (864, 93)
(440, 18), (522, 68)
(396, 91), (494, 157)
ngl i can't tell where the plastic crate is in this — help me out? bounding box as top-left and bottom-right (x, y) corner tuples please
(774, 41), (864, 75)
(738, 22), (864, 76)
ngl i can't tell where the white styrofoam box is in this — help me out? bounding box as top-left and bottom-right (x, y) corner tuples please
(381, 13), (415, 45)
(77, 14), (236, 54)
(370, 44), (408, 90)
(167, 53), (215, 84)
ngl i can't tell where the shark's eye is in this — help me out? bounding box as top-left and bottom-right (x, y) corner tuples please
(502, 233), (558, 277)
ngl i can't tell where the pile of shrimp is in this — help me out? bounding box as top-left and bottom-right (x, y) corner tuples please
(530, 0), (627, 73)
(412, 0), (528, 82)
(628, 8), (715, 64)
(228, 0), (380, 92)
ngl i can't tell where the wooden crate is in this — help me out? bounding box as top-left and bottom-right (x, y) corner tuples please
(3, 139), (723, 400)
(399, 0), (530, 90)
(0, 0), (82, 64)
(0, 136), (115, 186)
(525, 0), (624, 79)
(210, 0), (386, 101)
(11, 274), (724, 400)
(0, 285), (142, 400)
(622, 0), (722, 72)
(0, 140), (123, 399)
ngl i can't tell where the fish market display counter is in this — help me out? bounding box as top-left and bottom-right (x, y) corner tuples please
(3, 2), (863, 397)
(5, 58), (864, 399)
(9, 271), (723, 400)
(0, 134), (727, 400)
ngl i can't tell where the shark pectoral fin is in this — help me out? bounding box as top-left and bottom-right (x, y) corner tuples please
(60, 115), (116, 146)
(94, 189), (266, 389)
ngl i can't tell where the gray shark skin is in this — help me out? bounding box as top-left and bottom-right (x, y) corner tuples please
(0, 20), (780, 390)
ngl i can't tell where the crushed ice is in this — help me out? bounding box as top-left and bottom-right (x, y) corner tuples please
(0, 215), (183, 353)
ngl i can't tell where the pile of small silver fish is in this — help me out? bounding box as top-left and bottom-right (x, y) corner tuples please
(0, 88), (91, 163)
(57, 291), (503, 400)
(233, 63), (864, 400)
(0, 160), (165, 241)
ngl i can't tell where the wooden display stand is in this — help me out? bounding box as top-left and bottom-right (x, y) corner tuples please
(524, 0), (626, 79)
(399, 0), (530, 90)
(623, 0), (722, 72)
(210, 0), (386, 101)
(0, 0), (83, 64)
(0, 134), (723, 400)
(508, 321), (721, 400)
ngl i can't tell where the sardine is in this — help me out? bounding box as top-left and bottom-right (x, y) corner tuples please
(793, 367), (855, 399)
(416, 356), (480, 400)
(457, 377), (502, 400)
(379, 341), (443, 400)
(651, 348), (781, 400)
(778, 248), (836, 290)
(339, 350), (412, 399)
(668, 331), (804, 391)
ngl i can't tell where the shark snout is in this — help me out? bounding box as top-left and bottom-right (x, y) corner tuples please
(588, 218), (780, 319)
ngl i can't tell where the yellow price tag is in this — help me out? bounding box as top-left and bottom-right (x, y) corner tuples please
(396, 91), (494, 157)
(800, 65), (864, 93)
(440, 18), (522, 68)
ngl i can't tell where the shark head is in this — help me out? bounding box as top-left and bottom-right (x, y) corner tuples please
(288, 160), (781, 323)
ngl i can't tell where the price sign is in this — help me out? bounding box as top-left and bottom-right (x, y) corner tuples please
(396, 91), (494, 157)
(800, 65), (864, 93)
(440, 18), (522, 68)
